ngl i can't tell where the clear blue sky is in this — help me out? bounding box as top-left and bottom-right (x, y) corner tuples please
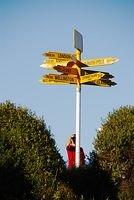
(1, 0), (134, 161)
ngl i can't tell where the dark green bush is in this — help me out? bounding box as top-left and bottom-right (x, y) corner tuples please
(94, 105), (134, 200)
(63, 165), (117, 200)
(0, 101), (66, 199)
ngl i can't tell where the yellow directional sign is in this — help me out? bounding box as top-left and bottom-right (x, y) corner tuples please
(40, 52), (75, 68)
(83, 79), (117, 87)
(82, 57), (119, 67)
(43, 51), (75, 61)
(81, 69), (114, 78)
(91, 79), (111, 87)
(40, 59), (68, 68)
(40, 79), (67, 85)
(40, 74), (77, 84)
(80, 72), (104, 84)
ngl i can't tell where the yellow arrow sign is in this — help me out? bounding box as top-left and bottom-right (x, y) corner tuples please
(41, 74), (78, 84)
(83, 79), (117, 87)
(82, 57), (119, 67)
(40, 59), (68, 68)
(80, 72), (104, 84)
(40, 79), (67, 85)
(43, 51), (75, 61)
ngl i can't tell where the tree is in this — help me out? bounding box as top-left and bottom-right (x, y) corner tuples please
(0, 101), (66, 199)
(94, 105), (134, 200)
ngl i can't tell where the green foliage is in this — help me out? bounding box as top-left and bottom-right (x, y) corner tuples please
(94, 105), (134, 199)
(0, 101), (66, 199)
(53, 183), (77, 200)
(2, 101), (133, 199)
(63, 165), (117, 200)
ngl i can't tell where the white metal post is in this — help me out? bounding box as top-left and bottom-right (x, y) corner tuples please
(75, 49), (81, 167)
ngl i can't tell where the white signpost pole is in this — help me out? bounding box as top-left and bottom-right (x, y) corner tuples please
(75, 49), (81, 167)
(73, 29), (83, 167)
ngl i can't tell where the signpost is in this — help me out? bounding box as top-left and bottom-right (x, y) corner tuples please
(83, 79), (117, 87)
(41, 74), (77, 84)
(44, 51), (74, 60)
(39, 29), (119, 168)
(82, 57), (119, 67)
(80, 72), (105, 84)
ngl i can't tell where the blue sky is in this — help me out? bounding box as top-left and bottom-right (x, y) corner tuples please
(1, 0), (134, 161)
